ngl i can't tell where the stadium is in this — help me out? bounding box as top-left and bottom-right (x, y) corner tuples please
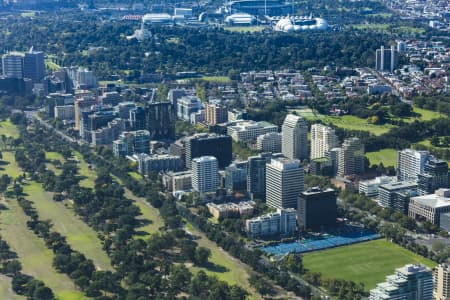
(273, 16), (328, 32)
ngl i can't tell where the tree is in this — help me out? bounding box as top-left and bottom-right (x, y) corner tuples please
(432, 241), (445, 253)
(13, 183), (23, 198)
(194, 247), (211, 266)
(3, 260), (22, 275)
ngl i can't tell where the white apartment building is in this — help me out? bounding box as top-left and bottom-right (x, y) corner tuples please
(282, 114), (308, 160)
(266, 157), (304, 209)
(191, 156), (219, 193)
(310, 123), (338, 160)
(397, 149), (430, 182)
(245, 208), (297, 238)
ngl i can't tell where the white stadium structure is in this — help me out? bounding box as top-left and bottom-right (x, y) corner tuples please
(274, 16), (328, 32)
(224, 13), (256, 25)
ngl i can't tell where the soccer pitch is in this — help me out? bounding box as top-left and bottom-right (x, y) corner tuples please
(302, 239), (436, 291)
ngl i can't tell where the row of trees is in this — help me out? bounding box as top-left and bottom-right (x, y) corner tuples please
(16, 194), (123, 298)
(0, 234), (54, 299)
(20, 123), (249, 299)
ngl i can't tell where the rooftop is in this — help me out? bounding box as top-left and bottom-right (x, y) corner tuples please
(379, 181), (417, 191)
(411, 188), (450, 208)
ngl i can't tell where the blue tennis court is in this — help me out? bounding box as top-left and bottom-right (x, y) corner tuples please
(261, 227), (380, 256)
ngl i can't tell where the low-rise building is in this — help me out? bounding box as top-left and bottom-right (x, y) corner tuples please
(227, 120), (278, 143)
(378, 181), (418, 214)
(409, 188), (450, 227)
(245, 208), (296, 238)
(207, 201), (255, 219)
(130, 153), (183, 175)
(162, 171), (192, 192)
(359, 176), (397, 197)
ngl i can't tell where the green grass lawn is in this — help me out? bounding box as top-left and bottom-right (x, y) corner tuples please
(46, 151), (65, 161)
(0, 199), (87, 300)
(352, 24), (425, 34)
(0, 152), (23, 179)
(366, 148), (398, 167)
(45, 60), (60, 71)
(224, 26), (265, 33)
(412, 106), (443, 121)
(200, 76), (232, 83)
(0, 119), (20, 138)
(128, 172), (142, 181)
(302, 239), (436, 291)
(0, 274), (25, 299)
(291, 108), (394, 136)
(22, 182), (113, 271)
(73, 152), (96, 188)
(352, 23), (390, 31)
(123, 188), (165, 236)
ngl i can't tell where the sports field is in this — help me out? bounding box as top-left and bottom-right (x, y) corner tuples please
(302, 239), (436, 291)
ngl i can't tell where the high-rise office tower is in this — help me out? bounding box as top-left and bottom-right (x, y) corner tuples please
(310, 124), (338, 160)
(23, 51), (45, 83)
(370, 264), (433, 300)
(375, 45), (399, 73)
(185, 133), (232, 169)
(247, 153), (274, 200)
(337, 137), (365, 177)
(297, 187), (337, 231)
(282, 114), (308, 161)
(2, 53), (24, 79)
(225, 161), (247, 192)
(397, 149), (430, 182)
(418, 158), (449, 195)
(266, 157), (304, 209)
(433, 263), (450, 300)
(145, 102), (176, 140)
(192, 156), (219, 193)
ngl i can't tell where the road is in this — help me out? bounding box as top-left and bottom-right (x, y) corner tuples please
(26, 110), (77, 144)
